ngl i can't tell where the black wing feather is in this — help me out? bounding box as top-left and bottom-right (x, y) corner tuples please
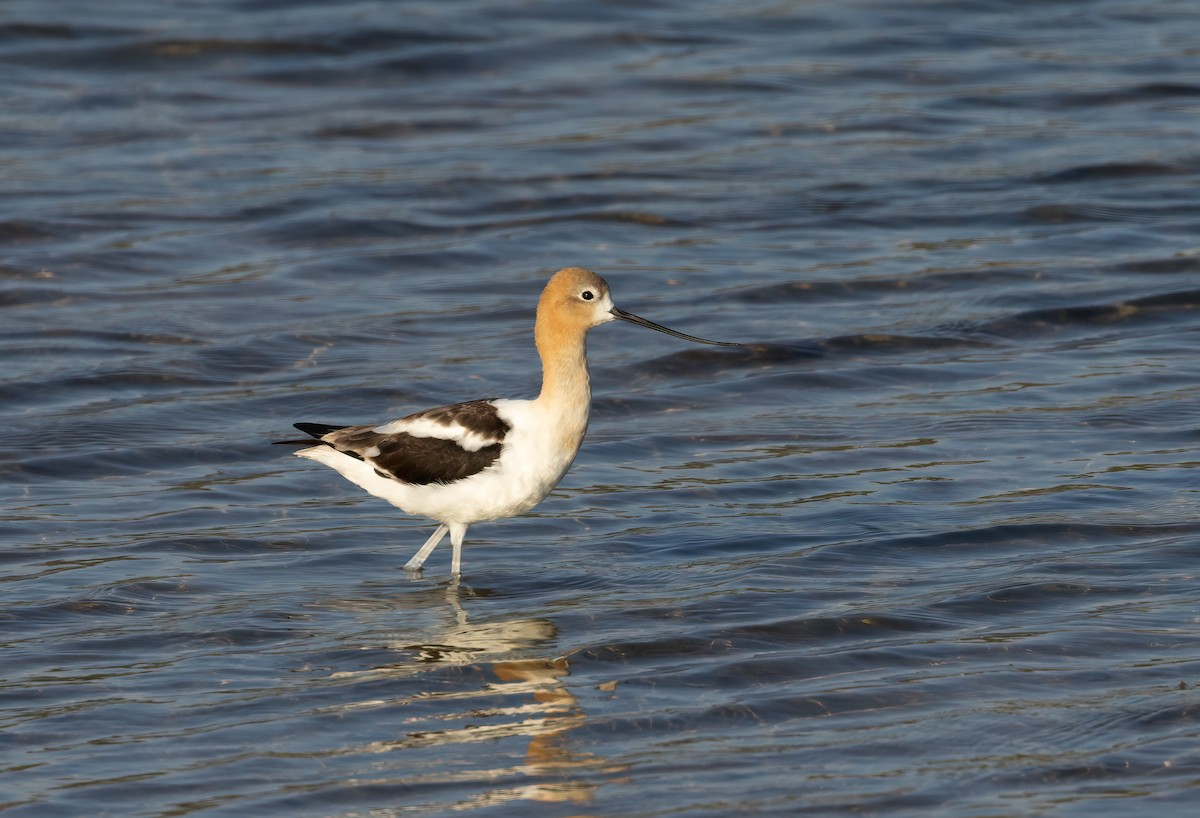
(294, 422), (348, 439)
(334, 427), (503, 485)
(289, 403), (509, 486)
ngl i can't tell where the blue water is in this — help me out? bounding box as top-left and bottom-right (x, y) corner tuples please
(4, 1), (1200, 815)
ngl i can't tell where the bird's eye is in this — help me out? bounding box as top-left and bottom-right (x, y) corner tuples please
(581, 290), (594, 301)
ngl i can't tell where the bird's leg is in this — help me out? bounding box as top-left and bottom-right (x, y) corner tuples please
(404, 524), (448, 572)
(449, 523), (468, 576)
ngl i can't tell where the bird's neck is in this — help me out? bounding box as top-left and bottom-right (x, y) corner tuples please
(534, 316), (591, 412)
(534, 314), (592, 463)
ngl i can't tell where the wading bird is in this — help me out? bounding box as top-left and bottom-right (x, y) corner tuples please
(287, 267), (737, 575)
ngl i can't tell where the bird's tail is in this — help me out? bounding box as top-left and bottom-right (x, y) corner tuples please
(273, 422), (348, 446)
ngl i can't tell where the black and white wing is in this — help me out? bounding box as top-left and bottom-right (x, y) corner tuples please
(294, 399), (510, 486)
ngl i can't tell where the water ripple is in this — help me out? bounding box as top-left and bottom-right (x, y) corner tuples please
(4, 0), (1200, 815)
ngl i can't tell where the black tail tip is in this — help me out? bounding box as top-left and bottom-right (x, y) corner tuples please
(293, 422), (346, 439)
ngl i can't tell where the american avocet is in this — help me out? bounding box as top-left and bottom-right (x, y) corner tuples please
(287, 267), (737, 576)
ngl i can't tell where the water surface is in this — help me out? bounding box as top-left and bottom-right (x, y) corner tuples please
(3, 1), (1200, 815)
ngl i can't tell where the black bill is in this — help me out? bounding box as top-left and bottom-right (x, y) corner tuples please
(611, 307), (740, 347)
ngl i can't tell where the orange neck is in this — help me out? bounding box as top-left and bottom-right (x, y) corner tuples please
(534, 308), (591, 410)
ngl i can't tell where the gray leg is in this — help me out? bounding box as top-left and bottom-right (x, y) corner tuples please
(449, 523), (468, 576)
(404, 524), (448, 572)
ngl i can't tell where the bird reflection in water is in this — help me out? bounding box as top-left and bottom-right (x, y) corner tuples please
(326, 581), (626, 809)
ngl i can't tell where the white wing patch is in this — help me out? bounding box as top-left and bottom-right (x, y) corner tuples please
(374, 414), (500, 453)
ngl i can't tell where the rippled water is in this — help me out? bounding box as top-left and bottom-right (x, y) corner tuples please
(4, 0), (1200, 815)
